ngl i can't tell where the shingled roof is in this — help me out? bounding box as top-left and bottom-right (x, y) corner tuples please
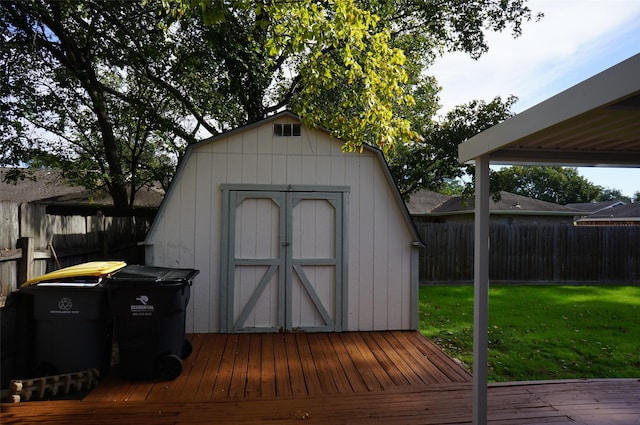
(566, 200), (626, 214)
(574, 202), (640, 225)
(406, 189), (580, 217)
(0, 168), (85, 203)
(405, 190), (452, 215)
(1, 168), (163, 210)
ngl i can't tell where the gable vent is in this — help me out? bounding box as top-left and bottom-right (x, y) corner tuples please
(274, 123), (301, 137)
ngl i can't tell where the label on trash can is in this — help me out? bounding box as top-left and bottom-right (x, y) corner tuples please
(131, 295), (154, 316)
(51, 297), (80, 315)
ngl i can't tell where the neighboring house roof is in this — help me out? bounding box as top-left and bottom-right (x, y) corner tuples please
(405, 190), (452, 215)
(37, 186), (164, 209)
(566, 200), (626, 214)
(575, 202), (640, 225)
(0, 168), (85, 203)
(407, 190), (580, 217)
(1, 167), (163, 212)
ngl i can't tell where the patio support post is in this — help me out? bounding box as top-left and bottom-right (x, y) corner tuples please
(473, 154), (490, 425)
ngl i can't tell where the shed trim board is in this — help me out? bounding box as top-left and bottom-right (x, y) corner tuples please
(457, 53), (640, 425)
(143, 111), (422, 334)
(220, 184), (348, 333)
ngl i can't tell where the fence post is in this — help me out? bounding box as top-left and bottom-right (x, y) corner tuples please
(16, 237), (35, 285)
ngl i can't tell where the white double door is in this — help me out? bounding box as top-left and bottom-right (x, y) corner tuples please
(222, 189), (344, 333)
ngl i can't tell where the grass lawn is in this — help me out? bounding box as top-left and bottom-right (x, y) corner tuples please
(419, 285), (640, 382)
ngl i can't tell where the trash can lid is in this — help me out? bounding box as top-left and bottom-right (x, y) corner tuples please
(21, 261), (127, 287)
(109, 265), (199, 285)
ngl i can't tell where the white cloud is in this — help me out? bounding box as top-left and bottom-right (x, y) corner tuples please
(430, 0), (640, 114)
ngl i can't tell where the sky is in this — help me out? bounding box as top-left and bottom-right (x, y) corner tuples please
(428, 0), (640, 198)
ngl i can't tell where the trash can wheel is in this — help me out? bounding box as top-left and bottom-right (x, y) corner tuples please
(181, 339), (193, 359)
(156, 354), (183, 380)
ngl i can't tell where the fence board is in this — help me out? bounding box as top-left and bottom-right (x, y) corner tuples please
(1, 202), (19, 250)
(417, 223), (640, 284)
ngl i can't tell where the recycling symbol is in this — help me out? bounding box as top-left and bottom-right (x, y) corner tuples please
(58, 297), (73, 311)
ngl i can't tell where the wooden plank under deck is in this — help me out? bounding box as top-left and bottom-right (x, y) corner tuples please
(2, 332), (639, 424)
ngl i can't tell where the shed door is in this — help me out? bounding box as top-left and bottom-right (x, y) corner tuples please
(223, 190), (344, 333)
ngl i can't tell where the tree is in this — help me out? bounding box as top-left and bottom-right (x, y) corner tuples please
(596, 188), (630, 203)
(2, 0), (540, 207)
(388, 96), (517, 198)
(491, 166), (602, 204)
(170, 0), (540, 149)
(1, 1), (191, 208)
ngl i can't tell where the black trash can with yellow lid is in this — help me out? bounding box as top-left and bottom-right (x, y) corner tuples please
(19, 261), (126, 377)
(107, 265), (198, 381)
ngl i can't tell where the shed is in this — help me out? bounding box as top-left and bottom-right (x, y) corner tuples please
(458, 53), (640, 424)
(143, 111), (423, 334)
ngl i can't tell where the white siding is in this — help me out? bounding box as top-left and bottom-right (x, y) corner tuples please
(146, 116), (416, 332)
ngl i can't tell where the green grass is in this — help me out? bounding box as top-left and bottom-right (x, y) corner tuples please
(419, 285), (640, 382)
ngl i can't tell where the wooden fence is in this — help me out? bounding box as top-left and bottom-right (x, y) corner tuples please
(417, 222), (640, 284)
(0, 201), (153, 304)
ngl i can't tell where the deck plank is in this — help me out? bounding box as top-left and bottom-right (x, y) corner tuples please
(247, 334), (266, 399)
(339, 332), (385, 391)
(5, 380), (640, 424)
(294, 334), (324, 396)
(227, 333), (251, 399)
(350, 332), (396, 388)
(192, 333), (226, 400)
(410, 331), (473, 381)
(326, 332), (370, 392)
(272, 333), (293, 398)
(159, 333), (206, 401)
(369, 330), (426, 386)
(387, 331), (454, 384)
(306, 333), (339, 394)
(284, 333), (307, 396)
(210, 334), (237, 399)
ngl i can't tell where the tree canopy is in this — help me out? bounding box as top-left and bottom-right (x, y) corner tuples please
(491, 166), (603, 205)
(1, 0), (541, 207)
(388, 96), (517, 198)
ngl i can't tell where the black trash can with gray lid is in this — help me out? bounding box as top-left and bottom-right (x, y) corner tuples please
(107, 265), (199, 381)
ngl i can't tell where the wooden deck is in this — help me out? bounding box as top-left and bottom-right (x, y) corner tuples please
(2, 332), (639, 424)
(88, 331), (472, 402)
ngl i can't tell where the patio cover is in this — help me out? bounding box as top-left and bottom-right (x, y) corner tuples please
(457, 52), (640, 425)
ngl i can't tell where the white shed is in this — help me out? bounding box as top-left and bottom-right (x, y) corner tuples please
(143, 111), (423, 334)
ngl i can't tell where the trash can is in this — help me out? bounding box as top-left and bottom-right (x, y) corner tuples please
(19, 261), (126, 377)
(1, 291), (33, 387)
(107, 265), (199, 381)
